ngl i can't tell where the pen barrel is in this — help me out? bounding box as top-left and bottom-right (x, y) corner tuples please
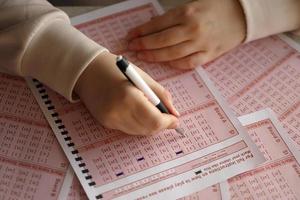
(119, 63), (161, 106)
(116, 56), (170, 114)
(156, 102), (170, 114)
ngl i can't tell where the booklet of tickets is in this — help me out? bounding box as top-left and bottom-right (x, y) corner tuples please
(26, 0), (264, 199)
(0, 72), (74, 200)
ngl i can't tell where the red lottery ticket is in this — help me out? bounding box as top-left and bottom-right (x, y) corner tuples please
(26, 0), (264, 199)
(222, 109), (300, 200)
(0, 72), (73, 200)
(204, 35), (300, 148)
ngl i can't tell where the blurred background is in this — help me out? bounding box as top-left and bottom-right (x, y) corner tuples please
(48, 0), (191, 16)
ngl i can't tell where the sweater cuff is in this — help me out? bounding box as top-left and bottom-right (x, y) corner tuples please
(22, 19), (108, 102)
(239, 0), (300, 42)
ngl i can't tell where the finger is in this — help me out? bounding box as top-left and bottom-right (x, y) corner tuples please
(167, 51), (211, 70)
(149, 82), (180, 117)
(127, 83), (179, 134)
(137, 40), (199, 62)
(127, 9), (180, 40)
(134, 97), (179, 135)
(166, 116), (180, 129)
(128, 25), (190, 50)
(135, 68), (180, 116)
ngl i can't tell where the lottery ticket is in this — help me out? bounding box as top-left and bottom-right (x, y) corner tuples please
(222, 109), (300, 199)
(26, 0), (264, 199)
(0, 72), (73, 200)
(203, 34), (300, 149)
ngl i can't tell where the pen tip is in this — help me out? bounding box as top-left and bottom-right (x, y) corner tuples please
(175, 128), (185, 137)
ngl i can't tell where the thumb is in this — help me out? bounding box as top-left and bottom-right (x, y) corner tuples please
(163, 113), (180, 129)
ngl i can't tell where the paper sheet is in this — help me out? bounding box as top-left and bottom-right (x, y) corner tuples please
(0, 73), (73, 200)
(68, 107), (300, 200)
(178, 109), (300, 200)
(26, 0), (264, 199)
(67, 178), (88, 200)
(204, 35), (300, 149)
(222, 109), (300, 199)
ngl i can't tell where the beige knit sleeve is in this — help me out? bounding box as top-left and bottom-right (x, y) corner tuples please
(239, 0), (300, 42)
(0, 0), (108, 101)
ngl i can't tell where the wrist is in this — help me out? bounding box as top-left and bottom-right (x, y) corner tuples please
(230, 0), (247, 43)
(74, 51), (117, 99)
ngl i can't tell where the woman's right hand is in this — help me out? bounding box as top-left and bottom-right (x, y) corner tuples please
(74, 51), (180, 136)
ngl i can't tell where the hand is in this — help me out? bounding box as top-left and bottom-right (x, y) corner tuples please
(74, 51), (179, 136)
(127, 0), (246, 69)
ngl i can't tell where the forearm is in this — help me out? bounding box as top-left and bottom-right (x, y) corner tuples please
(0, 0), (107, 101)
(239, 0), (300, 42)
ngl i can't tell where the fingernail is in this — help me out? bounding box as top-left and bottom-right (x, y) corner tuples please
(168, 120), (179, 129)
(174, 109), (180, 117)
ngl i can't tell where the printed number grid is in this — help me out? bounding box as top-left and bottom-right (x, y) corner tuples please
(227, 119), (300, 199)
(204, 36), (300, 147)
(0, 74), (69, 200)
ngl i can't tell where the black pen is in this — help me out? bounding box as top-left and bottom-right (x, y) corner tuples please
(116, 55), (184, 136)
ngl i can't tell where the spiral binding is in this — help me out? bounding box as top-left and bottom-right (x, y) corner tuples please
(32, 79), (102, 199)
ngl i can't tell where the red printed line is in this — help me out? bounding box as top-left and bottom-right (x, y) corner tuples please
(0, 112), (49, 128)
(279, 101), (300, 120)
(77, 134), (127, 152)
(245, 119), (270, 130)
(0, 155), (66, 176)
(0, 73), (25, 83)
(180, 100), (216, 117)
(228, 51), (296, 103)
